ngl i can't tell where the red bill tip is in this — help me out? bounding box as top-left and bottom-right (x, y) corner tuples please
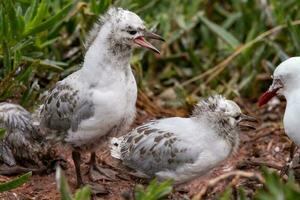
(258, 89), (279, 107)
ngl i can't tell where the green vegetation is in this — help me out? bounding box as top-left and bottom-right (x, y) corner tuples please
(0, 172), (32, 192)
(56, 166), (91, 200)
(134, 179), (173, 200)
(56, 166), (172, 200)
(2, 0), (300, 108)
(218, 168), (300, 200)
(1, 0), (300, 199)
(254, 169), (300, 200)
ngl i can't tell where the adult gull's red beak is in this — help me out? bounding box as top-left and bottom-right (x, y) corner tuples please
(258, 79), (283, 107)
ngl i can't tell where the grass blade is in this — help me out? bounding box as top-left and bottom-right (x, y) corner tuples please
(24, 0), (39, 22)
(24, 3), (73, 36)
(0, 172), (32, 192)
(56, 166), (73, 200)
(198, 15), (240, 49)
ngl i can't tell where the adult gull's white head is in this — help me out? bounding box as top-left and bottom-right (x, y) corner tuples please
(259, 57), (300, 106)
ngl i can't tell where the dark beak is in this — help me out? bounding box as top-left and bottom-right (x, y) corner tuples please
(238, 114), (258, 130)
(143, 31), (165, 41)
(258, 78), (283, 107)
(133, 31), (164, 54)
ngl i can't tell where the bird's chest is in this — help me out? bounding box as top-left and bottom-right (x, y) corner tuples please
(284, 103), (300, 145)
(89, 73), (137, 130)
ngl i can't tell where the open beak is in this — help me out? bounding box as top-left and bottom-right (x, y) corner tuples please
(238, 114), (258, 130)
(258, 79), (283, 107)
(133, 31), (164, 54)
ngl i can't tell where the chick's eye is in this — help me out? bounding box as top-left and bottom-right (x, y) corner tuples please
(127, 30), (137, 35)
(234, 115), (240, 120)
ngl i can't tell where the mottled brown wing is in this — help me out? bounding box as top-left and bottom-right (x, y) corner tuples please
(40, 82), (94, 134)
(121, 121), (198, 177)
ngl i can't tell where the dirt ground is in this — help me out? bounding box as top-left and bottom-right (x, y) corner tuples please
(0, 95), (292, 200)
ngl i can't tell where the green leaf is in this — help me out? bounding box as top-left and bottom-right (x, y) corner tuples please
(24, 0), (39, 22)
(134, 179), (173, 200)
(74, 186), (91, 200)
(25, 0), (48, 31)
(198, 15), (240, 49)
(24, 3), (73, 36)
(56, 166), (73, 200)
(0, 172), (32, 192)
(219, 187), (232, 200)
(2, 40), (12, 73)
(22, 57), (65, 72)
(3, 0), (20, 38)
(287, 18), (300, 52)
(13, 50), (22, 69)
(0, 128), (6, 139)
(254, 168), (300, 200)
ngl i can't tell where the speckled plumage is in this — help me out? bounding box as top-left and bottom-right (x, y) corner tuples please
(38, 7), (164, 188)
(40, 8), (143, 151)
(111, 95), (254, 183)
(0, 103), (54, 171)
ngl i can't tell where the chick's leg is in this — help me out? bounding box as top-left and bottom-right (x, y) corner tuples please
(72, 151), (83, 187)
(88, 151), (117, 181)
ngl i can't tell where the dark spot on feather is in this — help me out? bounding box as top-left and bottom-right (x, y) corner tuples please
(129, 144), (134, 152)
(47, 96), (52, 104)
(168, 159), (174, 164)
(149, 143), (157, 152)
(60, 93), (68, 102)
(171, 151), (176, 158)
(53, 92), (59, 98)
(154, 135), (163, 143)
(143, 129), (154, 135)
(164, 140), (169, 146)
(140, 147), (146, 155)
(174, 148), (179, 153)
(89, 83), (97, 89)
(56, 100), (60, 108)
(134, 135), (143, 143)
(126, 135), (134, 143)
(137, 126), (148, 133)
(169, 138), (177, 144)
(163, 132), (173, 138)
(180, 148), (187, 153)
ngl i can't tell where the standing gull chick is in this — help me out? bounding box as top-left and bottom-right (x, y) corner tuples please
(110, 95), (256, 184)
(258, 57), (300, 172)
(39, 7), (164, 188)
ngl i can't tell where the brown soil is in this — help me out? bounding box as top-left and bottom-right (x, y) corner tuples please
(0, 95), (292, 200)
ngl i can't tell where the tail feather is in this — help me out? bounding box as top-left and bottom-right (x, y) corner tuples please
(110, 137), (124, 160)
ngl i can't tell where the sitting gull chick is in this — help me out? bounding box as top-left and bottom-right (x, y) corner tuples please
(258, 57), (300, 173)
(0, 103), (58, 175)
(39, 7), (164, 188)
(110, 95), (256, 184)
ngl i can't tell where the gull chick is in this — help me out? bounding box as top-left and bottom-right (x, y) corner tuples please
(110, 95), (256, 183)
(39, 7), (164, 188)
(259, 57), (300, 167)
(0, 103), (57, 175)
